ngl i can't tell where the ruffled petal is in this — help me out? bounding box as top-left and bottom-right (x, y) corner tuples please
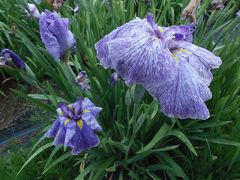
(106, 36), (176, 85)
(146, 59), (212, 120)
(95, 17), (153, 68)
(177, 41), (222, 85)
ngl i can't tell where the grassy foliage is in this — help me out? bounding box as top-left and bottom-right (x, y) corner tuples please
(0, 0), (240, 179)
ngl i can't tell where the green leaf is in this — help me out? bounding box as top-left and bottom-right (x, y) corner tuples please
(17, 142), (53, 176)
(42, 151), (72, 175)
(167, 130), (198, 156)
(137, 123), (170, 153)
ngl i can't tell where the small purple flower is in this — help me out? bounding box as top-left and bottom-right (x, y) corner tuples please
(25, 3), (40, 19)
(75, 71), (90, 91)
(95, 13), (221, 120)
(39, 10), (76, 61)
(0, 49), (26, 69)
(45, 97), (102, 155)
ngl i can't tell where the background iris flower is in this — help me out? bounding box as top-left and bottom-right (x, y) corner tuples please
(0, 49), (26, 69)
(39, 10), (76, 61)
(45, 97), (102, 155)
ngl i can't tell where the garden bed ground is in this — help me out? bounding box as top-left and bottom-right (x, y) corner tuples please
(0, 78), (45, 152)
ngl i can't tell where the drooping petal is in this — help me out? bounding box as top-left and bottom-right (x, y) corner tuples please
(95, 17), (153, 68)
(53, 117), (67, 145)
(176, 41), (222, 85)
(44, 118), (60, 138)
(146, 58), (212, 120)
(69, 123), (100, 155)
(106, 36), (176, 85)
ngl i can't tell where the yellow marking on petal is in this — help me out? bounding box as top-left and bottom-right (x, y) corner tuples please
(172, 53), (179, 62)
(77, 120), (84, 129)
(64, 118), (70, 126)
(180, 48), (192, 54)
(83, 109), (89, 113)
(68, 104), (73, 111)
(159, 27), (163, 33)
(59, 111), (64, 115)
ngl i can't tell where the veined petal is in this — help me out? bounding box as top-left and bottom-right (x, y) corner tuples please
(69, 124), (100, 155)
(177, 41), (222, 85)
(82, 113), (102, 131)
(146, 60), (212, 120)
(106, 36), (176, 85)
(95, 17), (153, 68)
(178, 41), (222, 69)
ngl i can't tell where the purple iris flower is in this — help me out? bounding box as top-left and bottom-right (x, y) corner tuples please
(95, 13), (221, 120)
(45, 97), (102, 155)
(39, 10), (76, 61)
(0, 49), (26, 69)
(75, 71), (90, 91)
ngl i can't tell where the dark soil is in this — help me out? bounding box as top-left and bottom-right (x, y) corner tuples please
(0, 78), (32, 130)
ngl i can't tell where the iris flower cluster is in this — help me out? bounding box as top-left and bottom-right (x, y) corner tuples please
(95, 13), (222, 120)
(45, 97), (102, 155)
(2, 3), (222, 154)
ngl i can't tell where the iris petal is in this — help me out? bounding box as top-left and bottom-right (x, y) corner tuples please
(106, 36), (176, 85)
(146, 58), (212, 120)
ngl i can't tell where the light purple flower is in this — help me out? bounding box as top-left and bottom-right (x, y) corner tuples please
(25, 3), (40, 19)
(0, 49), (26, 69)
(39, 10), (76, 61)
(45, 97), (102, 155)
(95, 13), (222, 120)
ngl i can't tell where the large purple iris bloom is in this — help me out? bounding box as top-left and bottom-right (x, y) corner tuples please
(95, 13), (221, 120)
(45, 97), (102, 155)
(39, 10), (76, 61)
(0, 49), (26, 69)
